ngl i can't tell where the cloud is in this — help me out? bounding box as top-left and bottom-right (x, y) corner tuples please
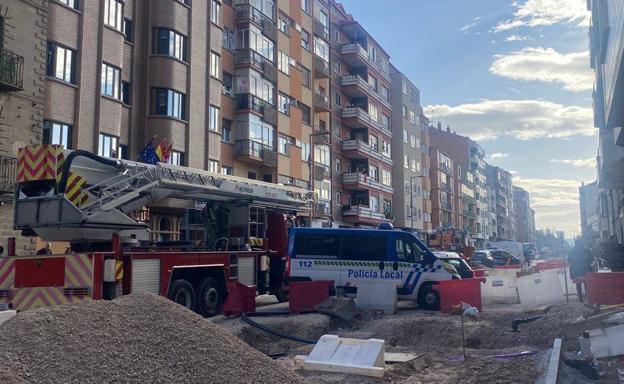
(550, 157), (597, 167)
(493, 0), (590, 33)
(505, 34), (528, 41)
(424, 99), (595, 141)
(460, 16), (481, 32)
(513, 176), (583, 233)
(490, 153), (509, 159)
(490, 47), (593, 92)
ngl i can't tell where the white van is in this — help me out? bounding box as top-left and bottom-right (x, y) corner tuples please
(287, 227), (456, 309)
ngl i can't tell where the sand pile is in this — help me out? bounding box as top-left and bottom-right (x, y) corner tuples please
(0, 293), (307, 384)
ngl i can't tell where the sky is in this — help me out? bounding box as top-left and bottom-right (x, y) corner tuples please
(340, 0), (596, 236)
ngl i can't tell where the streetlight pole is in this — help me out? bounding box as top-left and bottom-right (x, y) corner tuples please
(410, 175), (424, 234)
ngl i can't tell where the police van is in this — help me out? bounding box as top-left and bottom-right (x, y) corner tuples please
(287, 226), (457, 309)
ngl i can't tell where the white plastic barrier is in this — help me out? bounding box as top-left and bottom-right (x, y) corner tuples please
(579, 324), (624, 359)
(355, 280), (397, 314)
(303, 335), (385, 377)
(482, 268), (521, 304)
(0, 310), (16, 326)
(517, 270), (565, 309)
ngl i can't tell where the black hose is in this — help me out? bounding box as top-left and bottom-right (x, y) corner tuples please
(240, 312), (318, 344)
(58, 150), (122, 193)
(511, 315), (544, 331)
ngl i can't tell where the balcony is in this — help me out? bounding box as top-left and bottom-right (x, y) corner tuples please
(0, 48), (24, 91)
(235, 49), (277, 83)
(0, 155), (17, 194)
(341, 107), (390, 137)
(235, 3), (277, 41)
(341, 75), (391, 110)
(315, 200), (331, 217)
(314, 56), (330, 78)
(342, 140), (392, 166)
(440, 200), (453, 211)
(438, 163), (452, 175)
(235, 93), (277, 126)
(313, 163), (330, 181)
(341, 205), (387, 224)
(313, 19), (329, 41)
(439, 182), (452, 193)
(340, 43), (391, 82)
(314, 92), (331, 112)
(234, 140), (277, 168)
(342, 172), (393, 194)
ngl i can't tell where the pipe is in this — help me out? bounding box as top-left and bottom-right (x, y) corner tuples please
(511, 315), (544, 332)
(241, 312), (318, 344)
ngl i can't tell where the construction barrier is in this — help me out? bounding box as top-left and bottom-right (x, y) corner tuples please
(482, 267), (521, 304)
(584, 272), (624, 306)
(289, 280), (334, 314)
(535, 259), (567, 272)
(222, 282), (256, 316)
(433, 278), (486, 313)
(517, 270), (565, 309)
(472, 269), (486, 278)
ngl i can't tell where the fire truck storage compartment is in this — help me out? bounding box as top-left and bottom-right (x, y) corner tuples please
(14, 258), (65, 288)
(131, 259), (161, 294)
(237, 254), (257, 286)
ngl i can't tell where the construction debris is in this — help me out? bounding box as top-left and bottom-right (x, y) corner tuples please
(315, 297), (358, 321)
(0, 294), (306, 384)
(579, 324), (624, 359)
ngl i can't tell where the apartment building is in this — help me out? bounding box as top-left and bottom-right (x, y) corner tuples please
(588, 0), (624, 243)
(430, 148), (456, 229)
(0, 0), (47, 255)
(36, 0), (396, 240)
(389, 66), (430, 234)
(486, 164), (515, 241)
(579, 181), (604, 243)
(513, 186), (535, 244)
(429, 124), (490, 246)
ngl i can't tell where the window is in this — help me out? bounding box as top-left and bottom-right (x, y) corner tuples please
(404, 155), (409, 169)
(278, 92), (292, 115)
(314, 38), (329, 62)
(334, 60), (341, 74)
(119, 144), (128, 160)
(334, 93), (341, 106)
(222, 72), (233, 96)
(121, 81), (131, 105)
(335, 192), (342, 205)
(370, 195), (379, 212)
(300, 103), (311, 125)
(381, 86), (389, 101)
(382, 140), (391, 157)
(402, 105), (407, 118)
(153, 28), (187, 61)
(411, 159), (417, 172)
(209, 51), (220, 78)
(151, 88), (186, 120)
(410, 134), (416, 148)
(221, 166), (234, 175)
(368, 75), (378, 92)
(211, 0), (221, 24)
(104, 0), (123, 31)
(368, 135), (378, 151)
(278, 136), (292, 155)
(319, 10), (328, 27)
(223, 27), (235, 50)
(58, 0), (79, 10)
(342, 234), (387, 261)
(369, 46), (377, 63)
(382, 169), (391, 186)
(169, 151), (184, 166)
(381, 114), (389, 129)
(292, 233), (339, 259)
(278, 17), (290, 35)
(300, 65), (311, 87)
(335, 158), (341, 173)
(314, 144), (330, 166)
(409, 110), (416, 125)
(315, 180), (331, 200)
(47, 42), (75, 83)
(301, 0), (309, 13)
(278, 51), (290, 74)
(396, 238), (423, 263)
(301, 142), (310, 162)
(301, 29), (310, 50)
(101, 63), (121, 99)
(368, 104), (379, 122)
(403, 129), (408, 143)
(369, 165), (379, 181)
(209, 160), (220, 173)
(222, 119), (232, 142)
(43, 120), (72, 148)
(402, 79), (408, 95)
(123, 18), (133, 42)
(209, 105), (220, 131)
(98, 133), (119, 158)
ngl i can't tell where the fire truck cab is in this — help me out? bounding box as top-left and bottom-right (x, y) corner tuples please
(0, 145), (312, 316)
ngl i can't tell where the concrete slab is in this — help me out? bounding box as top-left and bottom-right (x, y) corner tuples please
(303, 334), (385, 378)
(355, 280), (397, 314)
(579, 324), (624, 359)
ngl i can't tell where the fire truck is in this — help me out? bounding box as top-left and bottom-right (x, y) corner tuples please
(0, 145), (313, 316)
(427, 227), (475, 259)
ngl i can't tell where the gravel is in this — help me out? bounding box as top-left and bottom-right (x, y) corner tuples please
(0, 293), (307, 384)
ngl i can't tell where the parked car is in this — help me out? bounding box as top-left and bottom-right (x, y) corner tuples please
(470, 250), (496, 268)
(470, 249), (522, 268)
(433, 251), (475, 279)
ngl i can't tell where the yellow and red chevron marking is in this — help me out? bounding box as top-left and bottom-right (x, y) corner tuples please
(0, 258), (15, 289)
(65, 172), (88, 207)
(8, 287), (88, 311)
(115, 260), (123, 281)
(64, 254), (94, 288)
(17, 145), (64, 183)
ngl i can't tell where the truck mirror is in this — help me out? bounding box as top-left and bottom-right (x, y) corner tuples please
(378, 260), (385, 271)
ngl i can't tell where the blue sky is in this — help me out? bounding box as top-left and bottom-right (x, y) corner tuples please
(340, 0), (595, 236)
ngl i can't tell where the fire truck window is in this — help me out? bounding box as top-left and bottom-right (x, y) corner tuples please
(342, 234), (387, 261)
(293, 234), (339, 259)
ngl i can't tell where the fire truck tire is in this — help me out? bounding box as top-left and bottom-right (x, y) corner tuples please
(169, 279), (196, 311)
(417, 284), (440, 310)
(274, 289), (289, 303)
(197, 278), (224, 317)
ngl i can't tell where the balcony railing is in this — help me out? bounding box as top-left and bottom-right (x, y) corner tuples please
(314, 92), (331, 112)
(235, 93), (277, 125)
(340, 43), (391, 82)
(342, 172), (393, 193)
(440, 182), (452, 193)
(234, 139), (277, 167)
(341, 139), (392, 165)
(341, 75), (391, 110)
(341, 107), (389, 135)
(0, 48), (24, 91)
(313, 163), (330, 181)
(313, 19), (329, 41)
(438, 163), (452, 175)
(314, 55), (330, 78)
(235, 2), (276, 42)
(341, 205), (386, 222)
(235, 49), (276, 82)
(0, 155), (17, 193)
(441, 201), (453, 211)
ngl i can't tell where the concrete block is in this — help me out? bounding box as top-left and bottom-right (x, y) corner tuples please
(355, 280), (397, 314)
(579, 324), (624, 359)
(303, 335), (385, 378)
(517, 270), (564, 309)
(315, 297), (357, 321)
(0, 310), (16, 326)
(482, 274), (519, 304)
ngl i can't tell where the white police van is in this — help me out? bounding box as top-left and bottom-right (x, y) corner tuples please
(287, 225), (456, 309)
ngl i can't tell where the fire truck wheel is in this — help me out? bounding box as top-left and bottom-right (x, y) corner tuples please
(169, 279), (196, 311)
(197, 278), (223, 317)
(274, 289), (289, 303)
(417, 285), (440, 310)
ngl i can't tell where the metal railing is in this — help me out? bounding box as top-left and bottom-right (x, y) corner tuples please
(0, 155), (17, 193)
(234, 139), (277, 167)
(0, 48), (24, 91)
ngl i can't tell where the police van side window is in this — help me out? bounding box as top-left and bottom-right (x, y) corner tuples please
(342, 235), (387, 261)
(293, 234), (339, 259)
(396, 238), (424, 263)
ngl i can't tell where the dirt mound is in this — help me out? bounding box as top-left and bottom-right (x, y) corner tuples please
(0, 294), (306, 384)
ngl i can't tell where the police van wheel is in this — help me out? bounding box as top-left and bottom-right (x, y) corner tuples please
(418, 286), (440, 310)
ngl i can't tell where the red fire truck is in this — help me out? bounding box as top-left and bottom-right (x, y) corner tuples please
(427, 227), (475, 259)
(0, 145), (312, 316)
